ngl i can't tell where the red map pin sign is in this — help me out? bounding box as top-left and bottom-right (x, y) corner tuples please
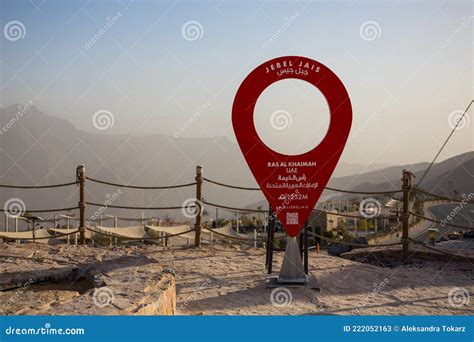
(232, 56), (352, 237)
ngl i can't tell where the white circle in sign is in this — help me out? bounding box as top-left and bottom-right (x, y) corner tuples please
(254, 79), (330, 155)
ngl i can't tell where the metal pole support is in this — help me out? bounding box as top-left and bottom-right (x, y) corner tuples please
(253, 228), (257, 248)
(265, 206), (275, 274)
(77, 165), (86, 245)
(303, 225), (309, 275)
(194, 166), (203, 247)
(402, 169), (412, 263)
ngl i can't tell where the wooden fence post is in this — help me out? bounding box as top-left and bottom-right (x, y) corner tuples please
(77, 165), (86, 245)
(112, 216), (117, 247)
(194, 165), (203, 247)
(402, 169), (412, 263)
(67, 216), (70, 245)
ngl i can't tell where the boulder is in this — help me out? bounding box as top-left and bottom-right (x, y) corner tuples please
(463, 231), (474, 239)
(351, 237), (368, 248)
(328, 243), (352, 257)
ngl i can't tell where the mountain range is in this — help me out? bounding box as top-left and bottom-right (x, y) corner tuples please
(1, 104), (472, 222)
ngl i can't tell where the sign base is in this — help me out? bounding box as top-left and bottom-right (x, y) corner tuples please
(265, 275), (320, 290)
(266, 236), (320, 290)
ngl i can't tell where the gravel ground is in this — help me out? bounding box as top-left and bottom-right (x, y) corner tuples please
(0, 243), (472, 315)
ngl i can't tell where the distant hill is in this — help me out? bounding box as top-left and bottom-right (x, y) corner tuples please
(1, 104), (472, 222)
(327, 162), (430, 193)
(0, 104), (259, 221)
(413, 152), (473, 197)
(339, 151), (473, 198)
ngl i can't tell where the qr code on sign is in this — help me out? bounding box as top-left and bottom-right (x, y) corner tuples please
(286, 212), (298, 225)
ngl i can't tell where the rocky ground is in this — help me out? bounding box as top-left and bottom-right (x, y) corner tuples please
(0, 244), (175, 315)
(0, 242), (472, 315)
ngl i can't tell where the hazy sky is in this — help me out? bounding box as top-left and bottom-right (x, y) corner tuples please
(0, 0), (472, 165)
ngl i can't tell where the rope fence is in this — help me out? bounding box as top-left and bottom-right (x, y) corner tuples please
(413, 186), (474, 204)
(407, 237), (474, 260)
(203, 177), (260, 191)
(1, 165), (472, 265)
(201, 200), (267, 213)
(0, 206), (80, 213)
(85, 226), (196, 241)
(203, 177), (403, 195)
(59, 214), (114, 222)
(16, 216), (61, 223)
(0, 230), (80, 241)
(112, 216), (157, 222)
(0, 181), (79, 189)
(202, 226), (264, 242)
(306, 231), (402, 248)
(409, 211), (474, 231)
(203, 200), (397, 220)
(324, 186), (402, 195)
(202, 226), (286, 242)
(86, 177), (196, 189)
(85, 202), (191, 211)
(312, 208), (394, 220)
